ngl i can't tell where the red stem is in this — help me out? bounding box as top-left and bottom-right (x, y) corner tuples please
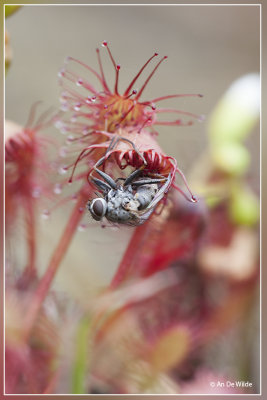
(24, 188), (88, 339)
(110, 221), (151, 289)
(24, 197), (36, 275)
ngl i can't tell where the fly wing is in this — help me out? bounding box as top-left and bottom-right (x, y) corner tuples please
(117, 174), (172, 226)
(137, 173), (172, 216)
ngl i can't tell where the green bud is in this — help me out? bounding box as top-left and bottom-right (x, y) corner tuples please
(209, 74), (260, 143)
(212, 142), (250, 176)
(229, 186), (259, 226)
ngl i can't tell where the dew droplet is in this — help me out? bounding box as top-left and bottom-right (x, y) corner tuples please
(41, 209), (50, 220)
(78, 223), (87, 232)
(198, 114), (206, 122)
(58, 165), (68, 175)
(53, 183), (63, 194)
(58, 69), (65, 78)
(59, 146), (67, 158)
(74, 103), (81, 111)
(55, 120), (63, 130)
(32, 186), (41, 198)
(60, 103), (69, 112)
(82, 127), (89, 135)
(67, 135), (74, 144)
(76, 78), (83, 86)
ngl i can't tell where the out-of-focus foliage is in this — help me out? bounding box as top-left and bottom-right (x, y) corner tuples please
(5, 5), (21, 18)
(5, 6), (21, 73)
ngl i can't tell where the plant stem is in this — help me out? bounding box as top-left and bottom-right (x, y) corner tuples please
(25, 198), (36, 275)
(110, 218), (157, 289)
(24, 188), (88, 339)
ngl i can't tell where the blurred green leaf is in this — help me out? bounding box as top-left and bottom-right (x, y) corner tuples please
(5, 5), (21, 18)
(5, 59), (10, 74)
(72, 318), (91, 394)
(229, 185), (259, 226)
(212, 143), (250, 176)
(209, 74), (260, 144)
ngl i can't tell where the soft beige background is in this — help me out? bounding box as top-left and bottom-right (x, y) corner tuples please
(5, 5), (260, 302)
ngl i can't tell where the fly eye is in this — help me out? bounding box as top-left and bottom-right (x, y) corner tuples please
(88, 198), (107, 221)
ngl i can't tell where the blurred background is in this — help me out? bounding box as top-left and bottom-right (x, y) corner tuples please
(5, 4), (261, 395)
(5, 4), (260, 297)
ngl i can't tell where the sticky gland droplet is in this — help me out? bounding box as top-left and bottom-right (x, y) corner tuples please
(58, 69), (65, 78)
(58, 166), (68, 175)
(198, 114), (206, 122)
(59, 146), (67, 157)
(78, 223), (87, 232)
(53, 183), (63, 194)
(102, 40), (108, 47)
(191, 195), (198, 203)
(32, 187), (41, 199)
(41, 209), (50, 220)
(76, 78), (83, 86)
(74, 103), (81, 111)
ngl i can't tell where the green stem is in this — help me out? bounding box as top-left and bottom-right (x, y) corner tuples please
(72, 318), (91, 394)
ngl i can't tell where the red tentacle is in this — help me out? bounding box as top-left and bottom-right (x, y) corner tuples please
(151, 93), (203, 102)
(96, 48), (111, 94)
(135, 56), (168, 100)
(64, 56), (105, 90)
(124, 53), (159, 96)
(69, 143), (109, 182)
(155, 107), (203, 121)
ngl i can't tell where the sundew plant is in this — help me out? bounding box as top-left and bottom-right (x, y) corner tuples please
(4, 6), (260, 395)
